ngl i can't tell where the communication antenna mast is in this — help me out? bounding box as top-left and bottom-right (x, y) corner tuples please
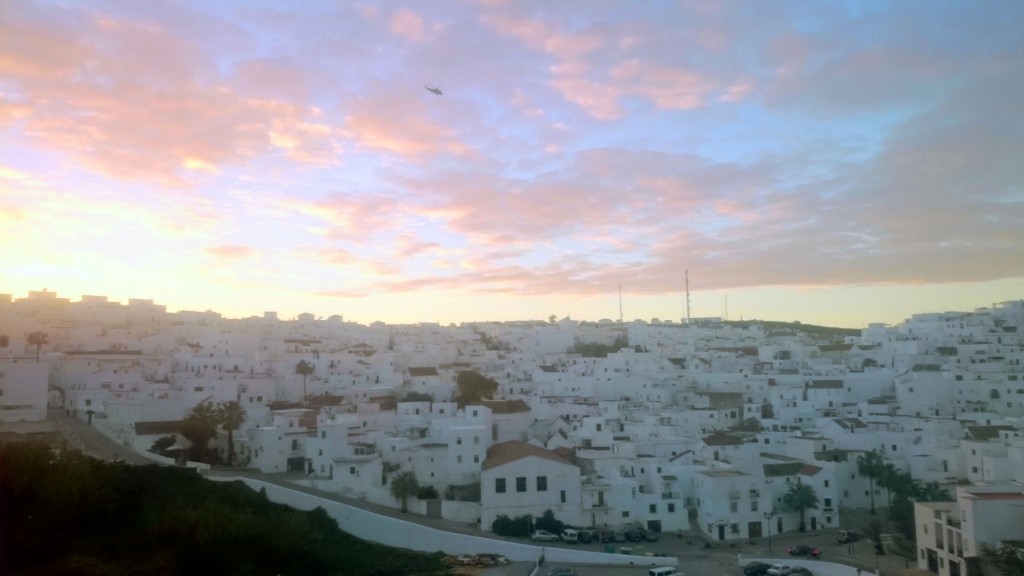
(685, 269), (691, 324)
(724, 295), (729, 321)
(619, 285), (623, 323)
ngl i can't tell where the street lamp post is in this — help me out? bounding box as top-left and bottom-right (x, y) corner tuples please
(764, 511), (776, 553)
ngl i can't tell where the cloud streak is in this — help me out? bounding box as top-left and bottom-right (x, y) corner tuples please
(2, 0), (1022, 324)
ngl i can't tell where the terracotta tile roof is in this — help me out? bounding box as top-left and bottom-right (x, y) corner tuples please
(482, 440), (575, 471)
(800, 464), (823, 476)
(764, 462), (804, 477)
(965, 425), (1015, 441)
(701, 432), (744, 446)
(408, 367), (439, 377)
(481, 399), (531, 414)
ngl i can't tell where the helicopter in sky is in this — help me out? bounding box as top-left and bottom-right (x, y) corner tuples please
(424, 84), (444, 95)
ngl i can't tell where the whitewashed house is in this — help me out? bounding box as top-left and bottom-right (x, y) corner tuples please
(480, 440), (583, 531)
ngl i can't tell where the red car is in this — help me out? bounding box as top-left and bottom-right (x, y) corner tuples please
(785, 545), (821, 557)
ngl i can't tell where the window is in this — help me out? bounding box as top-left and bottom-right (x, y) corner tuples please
(474, 455), (479, 463)
(516, 477), (527, 492)
(537, 476), (548, 491)
(474, 436), (480, 445)
(751, 501), (759, 512)
(650, 504), (657, 513)
(668, 503), (676, 513)
(824, 480), (830, 487)
(560, 490), (566, 503)
(824, 497), (832, 507)
(495, 478), (506, 493)
(457, 455), (462, 463)
(622, 511), (630, 518)
(730, 502), (738, 513)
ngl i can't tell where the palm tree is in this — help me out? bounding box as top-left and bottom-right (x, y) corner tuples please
(27, 331), (48, 362)
(917, 481), (953, 502)
(781, 479), (820, 532)
(181, 401), (220, 462)
(857, 449), (885, 515)
(295, 360), (314, 406)
(216, 401), (247, 466)
(877, 462), (900, 513)
(389, 470), (419, 513)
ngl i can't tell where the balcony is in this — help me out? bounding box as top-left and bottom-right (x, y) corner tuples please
(728, 491), (741, 500)
(661, 492), (679, 500)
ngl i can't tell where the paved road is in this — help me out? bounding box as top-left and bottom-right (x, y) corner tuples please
(48, 408), (153, 465)
(44, 411), (914, 576)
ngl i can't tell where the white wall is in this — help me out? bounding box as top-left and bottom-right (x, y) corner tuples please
(210, 476), (676, 567)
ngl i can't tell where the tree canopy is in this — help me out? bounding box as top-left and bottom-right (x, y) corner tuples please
(27, 331), (48, 362)
(857, 449), (885, 515)
(180, 401), (220, 462)
(295, 360), (315, 405)
(217, 400), (247, 466)
(781, 480), (819, 532)
(388, 471), (419, 513)
(0, 440), (447, 576)
(454, 370), (498, 408)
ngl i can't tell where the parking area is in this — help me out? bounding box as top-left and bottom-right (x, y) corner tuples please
(486, 523), (915, 576)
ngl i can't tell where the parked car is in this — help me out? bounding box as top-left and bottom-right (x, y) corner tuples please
(577, 530), (593, 543)
(744, 561), (772, 576)
(545, 569), (577, 576)
(766, 564), (793, 576)
(611, 531), (627, 542)
(597, 530), (612, 543)
(644, 530), (659, 542)
(624, 529), (645, 542)
(837, 529), (861, 543)
(789, 568), (813, 576)
(786, 545), (822, 557)
(531, 530), (559, 542)
(560, 528), (579, 543)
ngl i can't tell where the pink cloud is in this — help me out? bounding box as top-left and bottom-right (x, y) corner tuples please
(205, 245), (256, 259)
(1, 5), (337, 184)
(389, 9), (426, 41)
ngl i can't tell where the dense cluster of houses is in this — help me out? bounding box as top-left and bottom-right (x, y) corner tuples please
(2, 291), (1023, 567)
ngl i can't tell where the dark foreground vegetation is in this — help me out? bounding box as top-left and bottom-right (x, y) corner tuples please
(0, 439), (449, 576)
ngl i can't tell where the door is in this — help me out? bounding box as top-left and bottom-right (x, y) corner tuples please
(748, 521), (762, 539)
(717, 524), (725, 540)
(810, 517), (817, 531)
(426, 500), (442, 519)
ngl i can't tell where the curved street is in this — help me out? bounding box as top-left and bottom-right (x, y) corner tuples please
(44, 409), (916, 576)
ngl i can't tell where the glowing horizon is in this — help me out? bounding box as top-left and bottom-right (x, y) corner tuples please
(2, 2), (1022, 328)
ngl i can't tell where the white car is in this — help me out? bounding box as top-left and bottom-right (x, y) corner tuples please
(531, 529), (559, 542)
(766, 565), (793, 576)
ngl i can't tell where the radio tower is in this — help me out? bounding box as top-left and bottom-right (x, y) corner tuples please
(618, 285), (623, 322)
(685, 269), (691, 324)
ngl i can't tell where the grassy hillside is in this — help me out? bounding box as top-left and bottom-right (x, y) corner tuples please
(0, 439), (449, 576)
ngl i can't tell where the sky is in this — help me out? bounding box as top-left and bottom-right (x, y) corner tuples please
(1, 1), (1022, 327)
